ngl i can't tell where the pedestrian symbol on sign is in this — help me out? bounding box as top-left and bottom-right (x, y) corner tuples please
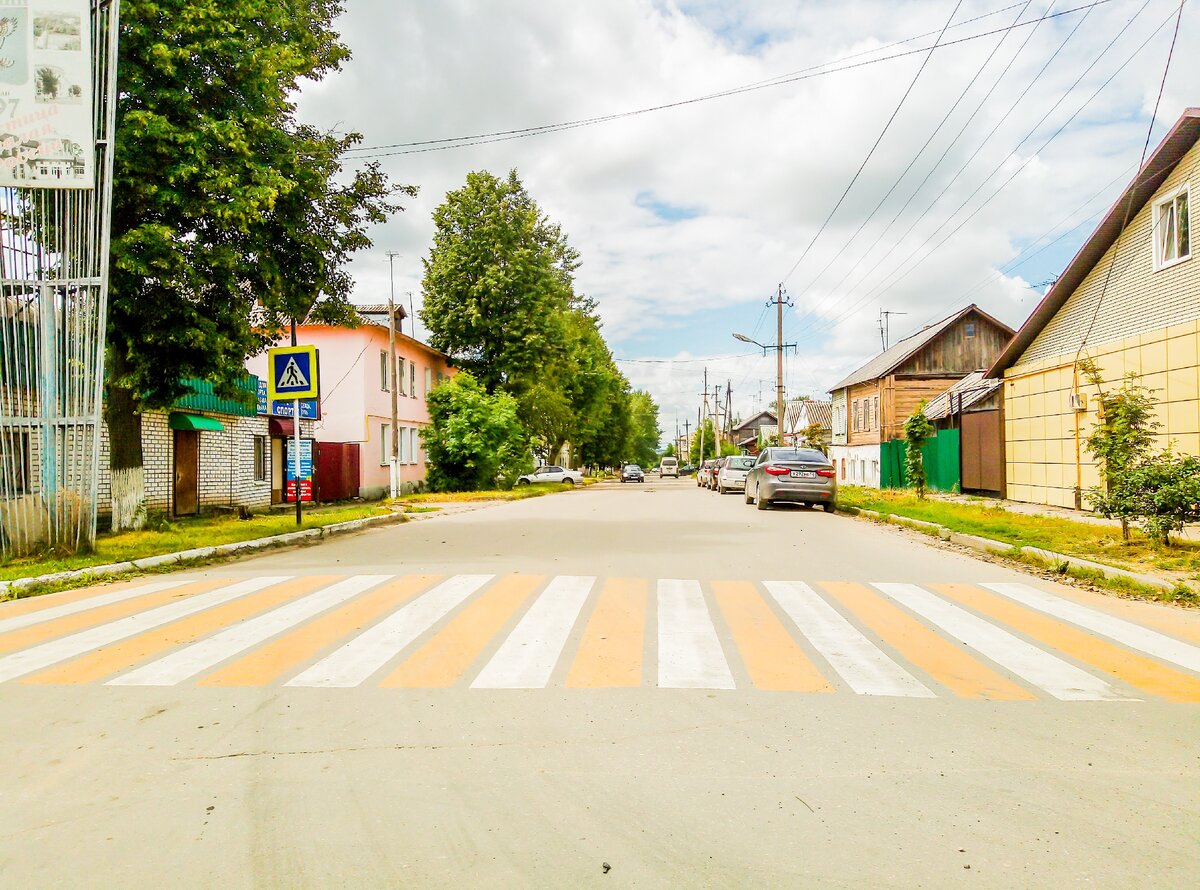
(277, 357), (309, 390)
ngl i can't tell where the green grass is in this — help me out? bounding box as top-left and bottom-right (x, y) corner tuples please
(395, 481), (579, 504)
(0, 504), (390, 583)
(837, 486), (1200, 582)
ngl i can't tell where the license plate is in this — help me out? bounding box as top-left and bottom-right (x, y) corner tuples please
(790, 470), (817, 478)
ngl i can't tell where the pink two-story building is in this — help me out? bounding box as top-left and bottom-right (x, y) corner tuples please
(247, 305), (455, 500)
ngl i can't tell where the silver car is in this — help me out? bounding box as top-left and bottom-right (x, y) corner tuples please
(744, 447), (837, 511)
(715, 455), (756, 494)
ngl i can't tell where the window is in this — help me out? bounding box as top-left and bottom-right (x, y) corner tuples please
(424, 367), (432, 396)
(380, 423), (389, 466)
(852, 400), (859, 432)
(1154, 186), (1190, 269)
(964, 322), (976, 338)
(410, 362), (417, 397)
(1, 430), (32, 493)
(409, 428), (419, 464)
(397, 357), (407, 395)
(379, 352), (389, 391)
(873, 396), (879, 430)
(253, 435), (268, 482)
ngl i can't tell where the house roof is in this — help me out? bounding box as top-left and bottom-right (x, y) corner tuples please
(732, 410), (776, 435)
(987, 107), (1200, 378)
(829, 304), (1010, 391)
(921, 370), (1001, 421)
(785, 399), (832, 430)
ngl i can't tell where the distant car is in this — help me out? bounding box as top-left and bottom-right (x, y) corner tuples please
(696, 459), (718, 487)
(516, 465), (583, 486)
(744, 447), (837, 511)
(705, 457), (728, 490)
(620, 464), (645, 483)
(679, 465), (696, 475)
(716, 455), (756, 494)
(660, 456), (679, 478)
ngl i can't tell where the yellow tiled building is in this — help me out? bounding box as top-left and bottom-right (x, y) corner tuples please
(989, 108), (1200, 508)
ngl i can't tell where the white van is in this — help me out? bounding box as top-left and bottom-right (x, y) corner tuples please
(659, 456), (679, 478)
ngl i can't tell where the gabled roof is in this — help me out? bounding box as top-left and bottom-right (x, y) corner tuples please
(921, 370), (1001, 421)
(786, 399), (832, 430)
(830, 304), (1009, 391)
(732, 410), (776, 435)
(988, 107), (1200, 378)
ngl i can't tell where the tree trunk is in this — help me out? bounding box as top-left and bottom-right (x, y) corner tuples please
(104, 354), (146, 531)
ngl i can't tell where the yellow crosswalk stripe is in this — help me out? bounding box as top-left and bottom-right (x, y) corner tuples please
(712, 580), (831, 692)
(22, 576), (336, 685)
(566, 578), (647, 689)
(199, 575), (440, 687)
(0, 581), (139, 617)
(0, 579), (223, 656)
(381, 575), (542, 688)
(931, 583), (1200, 702)
(820, 582), (1036, 701)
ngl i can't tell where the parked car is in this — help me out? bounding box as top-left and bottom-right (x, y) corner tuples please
(679, 464), (696, 476)
(517, 465), (583, 486)
(660, 456), (679, 478)
(696, 459), (717, 488)
(715, 455), (756, 494)
(744, 447), (837, 511)
(706, 457), (729, 490)
(620, 464), (645, 483)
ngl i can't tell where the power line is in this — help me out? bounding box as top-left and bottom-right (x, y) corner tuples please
(343, 1), (1119, 160)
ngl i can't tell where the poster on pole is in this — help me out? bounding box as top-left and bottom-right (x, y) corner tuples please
(0, 0), (94, 189)
(285, 438), (315, 502)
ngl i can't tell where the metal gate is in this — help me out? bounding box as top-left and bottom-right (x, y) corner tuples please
(961, 410), (1003, 495)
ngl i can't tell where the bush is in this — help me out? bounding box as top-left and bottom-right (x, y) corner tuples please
(421, 373), (533, 492)
(1113, 453), (1200, 547)
(903, 403), (934, 500)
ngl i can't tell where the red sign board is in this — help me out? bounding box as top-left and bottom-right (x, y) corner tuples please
(285, 479), (314, 502)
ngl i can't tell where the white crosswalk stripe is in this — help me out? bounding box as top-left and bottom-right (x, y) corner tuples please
(0, 577), (290, 683)
(982, 582), (1200, 674)
(765, 580), (935, 697)
(286, 574), (494, 688)
(107, 576), (392, 687)
(471, 576), (595, 689)
(657, 579), (735, 689)
(0, 578), (195, 634)
(874, 583), (1133, 701)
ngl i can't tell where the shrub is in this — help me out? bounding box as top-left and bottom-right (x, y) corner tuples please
(903, 403), (934, 500)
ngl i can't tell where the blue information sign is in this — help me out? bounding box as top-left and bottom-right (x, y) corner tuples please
(257, 379), (318, 419)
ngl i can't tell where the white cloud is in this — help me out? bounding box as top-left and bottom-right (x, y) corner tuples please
(297, 0), (1199, 433)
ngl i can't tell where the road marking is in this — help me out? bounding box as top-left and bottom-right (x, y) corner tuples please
(764, 581), (933, 697)
(0, 576), (290, 684)
(471, 576), (595, 689)
(820, 582), (1035, 701)
(0, 579), (225, 656)
(199, 575), (438, 687)
(712, 580), (831, 692)
(873, 583), (1132, 701)
(0, 578), (195, 634)
(23, 576), (332, 685)
(107, 576), (390, 686)
(656, 579), (735, 689)
(982, 582), (1200, 674)
(934, 583), (1200, 702)
(566, 578), (647, 689)
(287, 574), (494, 688)
(383, 575), (542, 688)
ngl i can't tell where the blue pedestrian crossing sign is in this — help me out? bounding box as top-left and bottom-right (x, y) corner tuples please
(267, 345), (320, 401)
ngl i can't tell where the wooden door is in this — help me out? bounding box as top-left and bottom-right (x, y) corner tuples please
(173, 430), (199, 516)
(961, 410), (1003, 494)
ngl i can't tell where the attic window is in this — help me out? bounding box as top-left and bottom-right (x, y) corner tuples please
(1153, 185), (1190, 270)
(964, 322), (976, 337)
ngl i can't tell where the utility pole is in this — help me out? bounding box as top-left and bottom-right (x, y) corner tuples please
(712, 384), (722, 450)
(770, 284), (793, 446)
(725, 381), (732, 442)
(407, 291), (418, 341)
(683, 418), (690, 462)
(699, 367), (708, 465)
(387, 251), (401, 500)
(879, 309), (907, 351)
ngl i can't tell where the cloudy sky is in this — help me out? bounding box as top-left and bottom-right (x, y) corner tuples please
(297, 0), (1196, 439)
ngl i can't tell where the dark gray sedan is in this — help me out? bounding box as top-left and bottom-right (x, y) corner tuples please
(744, 447), (837, 511)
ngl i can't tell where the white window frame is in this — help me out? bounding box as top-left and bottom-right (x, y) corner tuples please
(253, 435), (268, 482)
(397, 356), (407, 396)
(379, 351), (389, 391)
(410, 362), (417, 398)
(1152, 183), (1190, 271)
(380, 423), (389, 466)
(424, 367), (432, 396)
(409, 427), (419, 464)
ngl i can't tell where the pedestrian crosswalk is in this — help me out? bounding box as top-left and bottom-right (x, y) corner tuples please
(1, 573), (1198, 700)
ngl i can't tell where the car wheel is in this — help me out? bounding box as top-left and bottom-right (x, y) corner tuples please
(823, 501), (836, 512)
(756, 492), (770, 510)
(517, 479), (529, 486)
(564, 478), (576, 485)
(744, 489), (753, 505)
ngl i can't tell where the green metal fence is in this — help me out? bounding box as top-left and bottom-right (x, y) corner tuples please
(880, 429), (960, 492)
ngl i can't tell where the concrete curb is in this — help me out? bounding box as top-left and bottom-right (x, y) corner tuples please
(838, 505), (1194, 594)
(0, 511), (407, 598)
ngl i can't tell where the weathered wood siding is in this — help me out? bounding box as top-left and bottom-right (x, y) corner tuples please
(894, 310), (1012, 378)
(847, 381), (882, 446)
(883, 376), (961, 441)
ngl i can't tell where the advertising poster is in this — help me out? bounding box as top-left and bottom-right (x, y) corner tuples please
(0, 0), (93, 188)
(284, 438), (315, 502)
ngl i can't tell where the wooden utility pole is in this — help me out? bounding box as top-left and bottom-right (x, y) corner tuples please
(387, 252), (401, 499)
(699, 367), (708, 465)
(772, 284), (790, 445)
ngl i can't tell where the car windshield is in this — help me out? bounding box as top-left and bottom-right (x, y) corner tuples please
(728, 457), (755, 470)
(766, 449), (828, 463)
(624, 465), (640, 471)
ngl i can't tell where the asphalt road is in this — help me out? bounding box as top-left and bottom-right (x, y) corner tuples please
(1, 478), (1198, 888)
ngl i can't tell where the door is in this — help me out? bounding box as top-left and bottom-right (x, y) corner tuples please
(961, 410), (1003, 494)
(173, 429), (199, 516)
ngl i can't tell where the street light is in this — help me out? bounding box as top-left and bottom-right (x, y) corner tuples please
(732, 330), (795, 446)
(732, 332), (761, 347)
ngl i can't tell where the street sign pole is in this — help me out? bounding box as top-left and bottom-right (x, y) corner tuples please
(291, 320), (302, 527)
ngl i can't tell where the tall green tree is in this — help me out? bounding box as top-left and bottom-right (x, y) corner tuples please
(626, 391), (661, 467)
(690, 419), (717, 465)
(420, 170), (577, 394)
(105, 0), (411, 528)
(422, 373), (532, 492)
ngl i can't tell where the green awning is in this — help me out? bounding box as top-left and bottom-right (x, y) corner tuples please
(168, 412), (224, 432)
